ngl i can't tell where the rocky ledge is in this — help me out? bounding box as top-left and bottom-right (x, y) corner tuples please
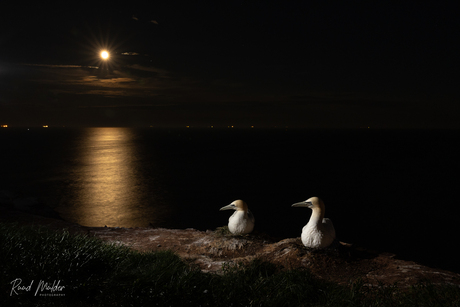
(1, 207), (460, 289)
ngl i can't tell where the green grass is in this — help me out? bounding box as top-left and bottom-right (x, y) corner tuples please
(1, 223), (459, 306)
(213, 225), (233, 236)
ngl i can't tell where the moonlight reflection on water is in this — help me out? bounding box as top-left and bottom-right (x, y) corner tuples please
(59, 128), (168, 227)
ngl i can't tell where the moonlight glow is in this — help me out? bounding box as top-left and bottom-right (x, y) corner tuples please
(100, 51), (109, 60)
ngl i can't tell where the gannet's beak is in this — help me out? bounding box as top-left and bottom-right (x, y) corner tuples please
(291, 201), (312, 208)
(220, 204), (236, 211)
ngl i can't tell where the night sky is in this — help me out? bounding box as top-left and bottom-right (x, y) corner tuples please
(1, 1), (459, 128)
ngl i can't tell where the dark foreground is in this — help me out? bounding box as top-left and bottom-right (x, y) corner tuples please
(1, 207), (460, 306)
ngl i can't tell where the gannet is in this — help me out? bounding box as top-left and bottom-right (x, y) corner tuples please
(219, 200), (255, 235)
(292, 197), (336, 248)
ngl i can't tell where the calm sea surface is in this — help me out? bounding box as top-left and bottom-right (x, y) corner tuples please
(1, 127), (459, 272)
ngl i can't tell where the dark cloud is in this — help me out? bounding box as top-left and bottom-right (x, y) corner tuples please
(1, 2), (459, 128)
(1, 60), (458, 128)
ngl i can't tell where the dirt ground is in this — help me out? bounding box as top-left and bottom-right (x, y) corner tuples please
(2, 207), (460, 288)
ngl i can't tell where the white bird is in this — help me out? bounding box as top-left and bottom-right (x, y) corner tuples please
(292, 197), (336, 248)
(219, 200), (255, 235)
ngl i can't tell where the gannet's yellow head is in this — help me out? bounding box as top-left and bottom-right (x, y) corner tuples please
(291, 196), (325, 211)
(219, 199), (248, 212)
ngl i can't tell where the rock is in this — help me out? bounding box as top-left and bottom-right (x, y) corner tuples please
(0, 190), (14, 208)
(0, 207), (459, 288)
(1, 190), (61, 219)
(14, 197), (40, 212)
(70, 226), (460, 288)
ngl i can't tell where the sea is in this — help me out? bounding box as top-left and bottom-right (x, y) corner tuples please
(1, 127), (459, 273)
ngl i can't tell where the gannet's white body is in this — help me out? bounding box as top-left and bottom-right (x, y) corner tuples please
(220, 200), (255, 235)
(292, 197), (336, 249)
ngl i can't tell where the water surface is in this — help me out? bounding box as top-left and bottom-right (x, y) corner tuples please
(1, 127), (459, 272)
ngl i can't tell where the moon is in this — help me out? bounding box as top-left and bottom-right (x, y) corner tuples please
(100, 51), (109, 60)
